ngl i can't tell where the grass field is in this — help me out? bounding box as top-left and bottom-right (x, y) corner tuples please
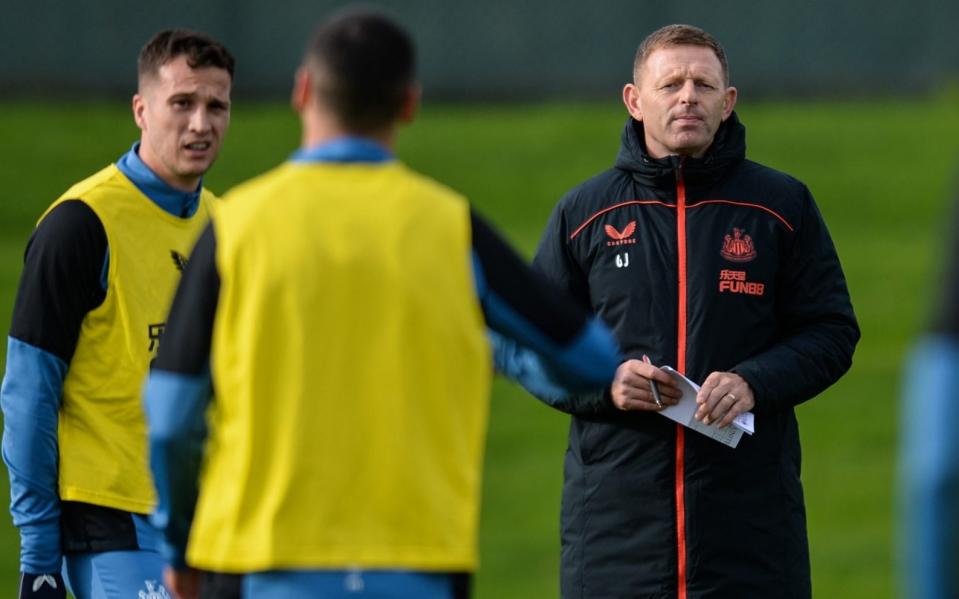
(1, 96), (957, 597)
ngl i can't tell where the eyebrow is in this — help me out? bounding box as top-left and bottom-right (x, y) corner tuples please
(169, 91), (230, 105)
(658, 69), (721, 83)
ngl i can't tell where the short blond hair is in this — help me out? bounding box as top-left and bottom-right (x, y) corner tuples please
(633, 24), (729, 86)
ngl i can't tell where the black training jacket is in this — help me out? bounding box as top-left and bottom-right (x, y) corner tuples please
(533, 113), (860, 598)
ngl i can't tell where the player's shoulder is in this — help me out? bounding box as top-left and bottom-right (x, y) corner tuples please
(36, 199), (104, 239)
(37, 165), (121, 232)
(221, 162), (292, 200)
(56, 164), (130, 204)
(26, 200), (107, 289)
(215, 162), (301, 220)
(391, 162), (468, 206)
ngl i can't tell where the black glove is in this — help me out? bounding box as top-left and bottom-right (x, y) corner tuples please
(18, 573), (65, 599)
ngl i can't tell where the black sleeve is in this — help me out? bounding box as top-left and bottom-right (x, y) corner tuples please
(470, 209), (587, 345)
(9, 200), (107, 363)
(153, 223), (220, 375)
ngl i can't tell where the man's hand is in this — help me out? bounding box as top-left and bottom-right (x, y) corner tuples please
(18, 573), (65, 599)
(611, 359), (682, 411)
(695, 371), (755, 428)
(164, 567), (202, 599)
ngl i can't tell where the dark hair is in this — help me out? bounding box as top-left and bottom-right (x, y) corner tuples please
(634, 24), (729, 86)
(138, 29), (235, 86)
(305, 9), (416, 133)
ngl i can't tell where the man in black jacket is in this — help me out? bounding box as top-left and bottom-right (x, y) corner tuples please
(532, 24), (860, 598)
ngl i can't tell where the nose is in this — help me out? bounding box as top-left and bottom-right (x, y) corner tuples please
(679, 80), (698, 105)
(189, 107), (211, 134)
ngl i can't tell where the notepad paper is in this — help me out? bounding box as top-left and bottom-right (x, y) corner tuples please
(658, 366), (755, 448)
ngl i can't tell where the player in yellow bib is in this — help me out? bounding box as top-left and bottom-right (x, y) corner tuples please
(144, 9), (621, 599)
(1, 30), (234, 599)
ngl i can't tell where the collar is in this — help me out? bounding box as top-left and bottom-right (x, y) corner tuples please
(613, 113), (747, 188)
(116, 142), (202, 218)
(290, 136), (394, 164)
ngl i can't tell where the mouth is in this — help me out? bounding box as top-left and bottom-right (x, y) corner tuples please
(183, 141), (212, 152)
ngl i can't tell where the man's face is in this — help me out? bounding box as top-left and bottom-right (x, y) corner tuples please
(133, 55), (231, 191)
(623, 45), (736, 159)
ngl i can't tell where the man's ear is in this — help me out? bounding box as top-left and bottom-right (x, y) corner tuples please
(291, 66), (312, 113)
(132, 93), (146, 131)
(398, 84), (421, 124)
(722, 86), (738, 121)
(622, 83), (643, 121)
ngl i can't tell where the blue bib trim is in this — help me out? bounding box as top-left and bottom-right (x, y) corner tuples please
(116, 142), (201, 218)
(290, 137), (393, 164)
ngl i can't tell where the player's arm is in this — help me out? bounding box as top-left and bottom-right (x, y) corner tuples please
(1, 200), (107, 596)
(514, 199), (625, 415)
(470, 209), (620, 403)
(144, 222), (218, 570)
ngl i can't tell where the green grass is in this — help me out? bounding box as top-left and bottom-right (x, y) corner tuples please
(1, 97), (957, 597)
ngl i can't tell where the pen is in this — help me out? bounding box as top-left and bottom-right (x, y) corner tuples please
(643, 354), (663, 408)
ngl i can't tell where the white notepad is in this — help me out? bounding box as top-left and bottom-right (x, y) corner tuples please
(658, 366), (755, 448)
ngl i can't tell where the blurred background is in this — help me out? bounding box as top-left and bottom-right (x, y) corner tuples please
(2, 0), (958, 596)
(4, 0), (959, 99)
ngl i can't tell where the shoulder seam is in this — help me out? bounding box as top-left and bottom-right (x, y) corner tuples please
(569, 200), (675, 240)
(686, 199), (795, 232)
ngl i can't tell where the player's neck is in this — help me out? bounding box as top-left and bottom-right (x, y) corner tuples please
(136, 140), (201, 192)
(301, 112), (394, 151)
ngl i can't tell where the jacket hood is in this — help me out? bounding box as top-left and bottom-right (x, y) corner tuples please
(614, 111), (747, 187)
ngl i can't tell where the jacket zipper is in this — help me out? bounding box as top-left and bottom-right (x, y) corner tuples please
(675, 159), (688, 599)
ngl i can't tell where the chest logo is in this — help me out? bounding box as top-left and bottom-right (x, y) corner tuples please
(720, 228), (756, 262)
(605, 221), (637, 246)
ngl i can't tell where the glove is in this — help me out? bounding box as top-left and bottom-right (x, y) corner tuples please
(18, 573), (65, 599)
